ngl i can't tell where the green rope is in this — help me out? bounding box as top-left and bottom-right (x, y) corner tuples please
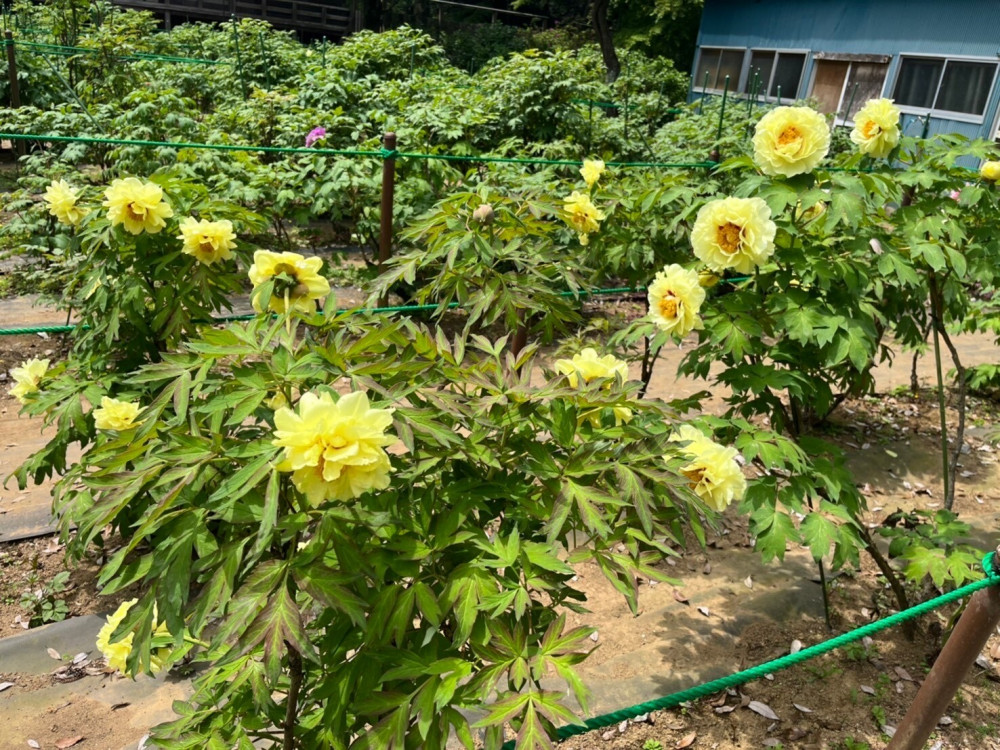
(499, 552), (1000, 749)
(0, 132), (715, 170)
(4, 38), (225, 65)
(0, 132), (381, 159)
(0, 287), (642, 337)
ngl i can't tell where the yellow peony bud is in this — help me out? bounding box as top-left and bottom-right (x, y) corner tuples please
(93, 396), (143, 431)
(980, 161), (1000, 182)
(562, 191), (606, 246)
(472, 204), (495, 225)
(96, 599), (172, 676)
(8, 358), (49, 404)
(580, 159), (606, 188)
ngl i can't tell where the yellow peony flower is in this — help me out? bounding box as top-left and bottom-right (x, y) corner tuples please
(554, 347), (628, 388)
(980, 160), (1000, 182)
(96, 599), (172, 675)
(273, 390), (395, 505)
(849, 98), (901, 159)
(93, 396), (143, 431)
(43, 179), (86, 226)
(248, 250), (331, 314)
(554, 348), (632, 426)
(753, 106), (830, 177)
(177, 217), (237, 265)
(8, 358), (49, 404)
(647, 264), (705, 339)
(563, 191), (606, 246)
(580, 159), (606, 188)
(103, 177), (174, 235)
(669, 424), (746, 511)
(691, 197), (777, 274)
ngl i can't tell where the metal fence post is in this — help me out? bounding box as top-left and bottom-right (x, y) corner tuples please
(887, 548), (1000, 750)
(378, 132), (397, 304)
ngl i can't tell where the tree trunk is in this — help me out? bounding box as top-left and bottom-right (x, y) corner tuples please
(591, 0), (619, 82)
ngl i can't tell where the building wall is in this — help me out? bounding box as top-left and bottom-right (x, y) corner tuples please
(693, 0), (1000, 142)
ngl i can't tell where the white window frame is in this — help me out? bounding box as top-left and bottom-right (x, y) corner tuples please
(891, 52), (1000, 124)
(694, 46), (747, 94)
(743, 48), (810, 103)
(806, 58), (891, 127)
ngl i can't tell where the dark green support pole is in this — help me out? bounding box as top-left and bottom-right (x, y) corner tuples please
(409, 43), (414, 79)
(922, 112), (931, 139)
(4, 30), (23, 156)
(259, 31), (271, 89)
(230, 15), (247, 100)
(587, 100), (593, 155)
(623, 54), (630, 143)
(716, 75), (730, 143)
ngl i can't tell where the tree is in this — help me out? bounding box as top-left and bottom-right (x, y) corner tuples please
(591, 0), (619, 81)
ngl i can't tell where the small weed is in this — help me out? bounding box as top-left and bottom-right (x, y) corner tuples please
(839, 739), (870, 750)
(642, 741), (663, 750)
(20, 570), (71, 627)
(805, 662), (844, 681)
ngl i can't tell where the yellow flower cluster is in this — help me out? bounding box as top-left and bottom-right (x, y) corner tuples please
(563, 191), (606, 245)
(647, 264), (705, 338)
(249, 250), (331, 314)
(980, 161), (1000, 181)
(273, 390), (396, 505)
(850, 98), (901, 159)
(8, 358), (49, 404)
(103, 177), (174, 235)
(753, 106), (830, 177)
(178, 217), (237, 265)
(691, 197), (776, 274)
(554, 348), (632, 426)
(554, 347), (628, 387)
(93, 396), (143, 431)
(580, 159), (606, 188)
(96, 599), (172, 675)
(669, 424), (746, 511)
(43, 179), (86, 226)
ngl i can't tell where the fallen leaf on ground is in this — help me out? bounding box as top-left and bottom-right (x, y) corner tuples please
(55, 737), (84, 749)
(793, 703), (812, 713)
(747, 701), (779, 720)
(675, 731), (696, 748)
(46, 648), (62, 661)
(27, 741), (40, 749)
(0, 682), (13, 692)
(673, 590), (689, 604)
(744, 576), (753, 589)
(697, 606), (710, 617)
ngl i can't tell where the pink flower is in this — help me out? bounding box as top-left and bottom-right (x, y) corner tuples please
(305, 127), (327, 148)
(949, 190), (961, 202)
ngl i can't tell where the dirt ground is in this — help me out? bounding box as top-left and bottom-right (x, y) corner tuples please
(2, 296), (1000, 750)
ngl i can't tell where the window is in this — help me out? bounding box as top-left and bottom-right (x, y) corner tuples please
(696, 47), (745, 92)
(743, 50), (807, 100)
(893, 56), (998, 118)
(810, 58), (889, 122)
